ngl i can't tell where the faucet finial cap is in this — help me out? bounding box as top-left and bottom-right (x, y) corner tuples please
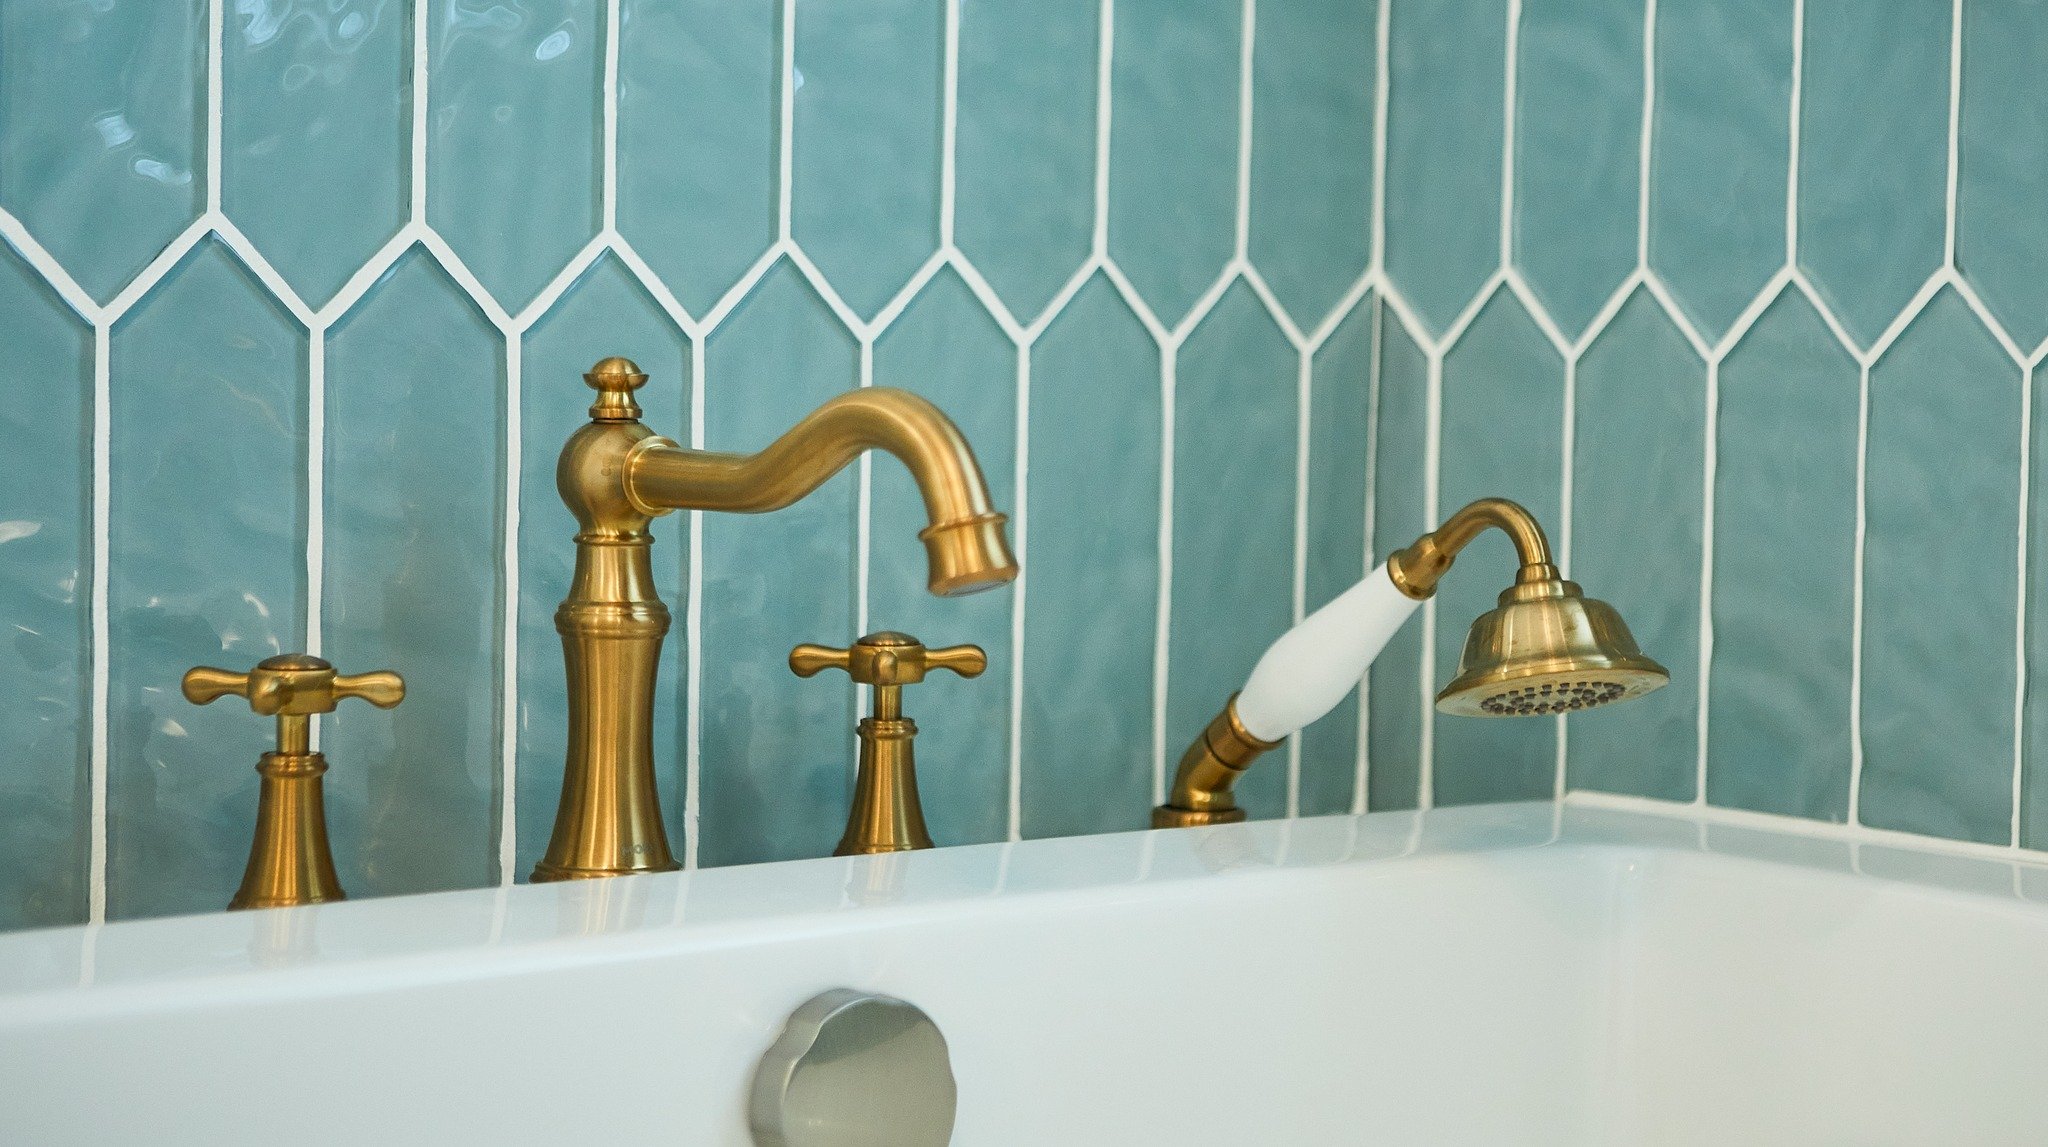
(584, 356), (648, 422)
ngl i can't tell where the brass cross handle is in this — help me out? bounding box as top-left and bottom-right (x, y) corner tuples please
(789, 632), (986, 690)
(183, 654), (405, 719)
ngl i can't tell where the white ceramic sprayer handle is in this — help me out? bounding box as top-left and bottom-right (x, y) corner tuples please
(1233, 562), (1422, 743)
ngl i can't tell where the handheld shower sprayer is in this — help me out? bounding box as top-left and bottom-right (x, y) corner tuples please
(1153, 497), (1668, 828)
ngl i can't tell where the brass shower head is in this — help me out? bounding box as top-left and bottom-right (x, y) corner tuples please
(1389, 497), (1667, 717)
(1434, 576), (1667, 716)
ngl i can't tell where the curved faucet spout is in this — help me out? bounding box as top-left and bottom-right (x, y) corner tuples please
(536, 358), (1019, 884)
(626, 388), (1017, 597)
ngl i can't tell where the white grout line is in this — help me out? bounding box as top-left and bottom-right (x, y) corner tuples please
(1368, 0), (1391, 277)
(1234, 0), (1257, 263)
(206, 0), (223, 215)
(1288, 343), (1310, 818)
(1785, 0), (1805, 265)
(1008, 347), (1031, 842)
(1847, 360), (1871, 825)
(498, 335), (523, 884)
(1637, 0), (1658, 270)
(1092, 0), (1115, 260)
(939, 0), (961, 251)
(411, 0), (429, 223)
(2016, 361), (2033, 848)
(1151, 343), (1176, 807)
(1943, 0), (1963, 271)
(1695, 357), (1720, 805)
(1499, 0), (1522, 271)
(1556, 351), (1576, 796)
(777, 0), (797, 243)
(1419, 347), (1442, 810)
(305, 331), (326, 663)
(602, 0), (621, 235)
(1354, 291), (1384, 815)
(87, 324), (111, 923)
(684, 344), (707, 871)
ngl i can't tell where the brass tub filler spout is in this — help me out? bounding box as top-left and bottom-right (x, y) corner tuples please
(536, 358), (1020, 882)
(1155, 497), (1670, 828)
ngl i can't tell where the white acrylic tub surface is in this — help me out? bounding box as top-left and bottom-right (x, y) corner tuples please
(4, 798), (2047, 1145)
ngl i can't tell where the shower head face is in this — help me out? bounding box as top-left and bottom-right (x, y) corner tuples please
(1436, 578), (1669, 717)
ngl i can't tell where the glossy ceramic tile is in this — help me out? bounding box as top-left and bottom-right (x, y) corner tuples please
(1795, 0), (1949, 348)
(953, 0), (1097, 323)
(615, 0), (777, 318)
(790, 0), (943, 322)
(517, 255), (688, 876)
(323, 250), (500, 895)
(105, 241), (306, 921)
(0, 248), (89, 930)
(426, 0), (601, 311)
(1020, 275), (1159, 839)
(870, 269), (1016, 848)
(1107, 0), (1240, 326)
(1299, 294), (1376, 816)
(1366, 310), (1428, 812)
(0, 0), (205, 303)
(1512, 0), (1641, 339)
(1167, 283), (1296, 820)
(1645, 0), (1791, 342)
(1861, 290), (2019, 844)
(1956, 0), (2048, 351)
(20, 0), (2048, 934)
(1566, 290), (1702, 802)
(222, 0), (406, 307)
(1382, 0), (1506, 336)
(1706, 288), (1856, 822)
(1433, 290), (1563, 807)
(697, 261), (857, 867)
(1247, 0), (1376, 326)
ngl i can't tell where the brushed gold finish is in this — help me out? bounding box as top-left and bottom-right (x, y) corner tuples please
(181, 654), (405, 909)
(537, 358), (1018, 881)
(790, 632), (987, 855)
(1154, 497), (1668, 827)
(1151, 695), (1277, 829)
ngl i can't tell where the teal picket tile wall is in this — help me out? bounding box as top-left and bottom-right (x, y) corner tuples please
(1512, 0), (1640, 339)
(1366, 310), (1428, 813)
(222, 0), (406, 308)
(14, 0), (2048, 931)
(1705, 288), (1857, 822)
(616, 0), (777, 318)
(323, 250), (501, 893)
(0, 0), (205, 303)
(953, 0), (1097, 323)
(697, 262), (858, 866)
(427, 0), (602, 312)
(870, 268), (1016, 848)
(0, 249), (89, 930)
(1382, 0), (1504, 336)
(105, 241), (306, 921)
(790, 0), (943, 322)
(1021, 275), (1159, 839)
(1859, 291), (2019, 844)
(1299, 295), (1375, 816)
(1166, 283), (1296, 820)
(1646, 0), (1790, 342)
(1430, 290), (1562, 808)
(1107, 0), (1240, 326)
(1566, 291), (1703, 802)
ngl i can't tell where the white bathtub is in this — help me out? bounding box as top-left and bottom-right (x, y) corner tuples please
(2, 799), (2045, 1145)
